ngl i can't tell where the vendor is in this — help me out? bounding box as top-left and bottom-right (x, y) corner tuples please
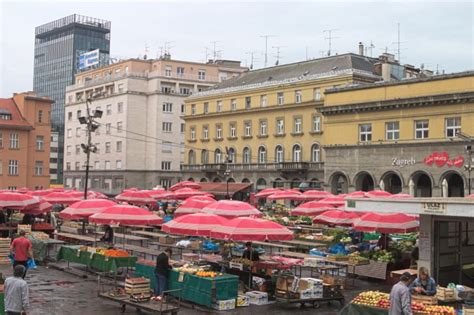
(21, 214), (35, 225)
(409, 267), (437, 296)
(377, 233), (392, 250)
(100, 225), (114, 245)
(242, 242), (260, 262)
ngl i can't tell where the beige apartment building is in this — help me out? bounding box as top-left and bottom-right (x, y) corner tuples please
(64, 55), (247, 194)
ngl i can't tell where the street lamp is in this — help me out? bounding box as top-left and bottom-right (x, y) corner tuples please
(224, 147), (232, 199)
(457, 132), (473, 195)
(78, 96), (102, 200)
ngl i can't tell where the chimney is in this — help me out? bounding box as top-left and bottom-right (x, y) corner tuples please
(358, 42), (364, 56)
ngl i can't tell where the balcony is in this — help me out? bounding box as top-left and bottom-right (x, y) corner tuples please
(182, 162), (324, 172)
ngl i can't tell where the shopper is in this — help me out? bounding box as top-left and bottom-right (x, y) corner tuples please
(242, 242), (260, 261)
(5, 264), (30, 315)
(100, 225), (114, 245)
(389, 272), (413, 315)
(10, 230), (33, 279)
(155, 248), (172, 297)
(410, 267), (437, 296)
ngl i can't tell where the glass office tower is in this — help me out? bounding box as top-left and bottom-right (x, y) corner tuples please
(33, 14), (111, 184)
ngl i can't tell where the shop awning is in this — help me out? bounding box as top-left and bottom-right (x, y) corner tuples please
(198, 183), (252, 196)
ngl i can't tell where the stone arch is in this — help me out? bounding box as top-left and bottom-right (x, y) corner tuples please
(353, 171), (375, 192)
(409, 171), (433, 197)
(328, 171), (349, 195)
(256, 178), (267, 190)
(380, 170), (406, 194)
(273, 177), (284, 188)
(291, 177), (302, 189)
(212, 177), (222, 183)
(241, 178), (251, 183)
(439, 170), (465, 197)
(187, 178), (194, 182)
(227, 177), (236, 183)
(200, 178), (208, 182)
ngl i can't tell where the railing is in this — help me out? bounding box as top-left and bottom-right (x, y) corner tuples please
(182, 162), (324, 172)
(148, 71), (220, 83)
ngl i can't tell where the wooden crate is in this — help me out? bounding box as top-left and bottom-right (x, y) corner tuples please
(464, 306), (474, 315)
(412, 294), (437, 305)
(436, 286), (455, 301)
(125, 278), (150, 295)
(327, 255), (349, 262)
(17, 225), (31, 234)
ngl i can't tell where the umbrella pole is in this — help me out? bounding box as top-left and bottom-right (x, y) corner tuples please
(93, 223), (97, 247)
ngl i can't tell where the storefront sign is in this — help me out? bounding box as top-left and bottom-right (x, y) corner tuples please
(421, 202), (447, 214)
(392, 157), (416, 168)
(424, 152), (464, 168)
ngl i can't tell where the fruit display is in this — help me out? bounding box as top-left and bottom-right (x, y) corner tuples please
(103, 249), (129, 257)
(340, 236), (352, 243)
(419, 305), (456, 314)
(174, 264), (201, 274)
(30, 232), (50, 240)
(377, 298), (390, 309)
(348, 251), (369, 264)
(195, 271), (223, 278)
(231, 258), (253, 267)
(351, 291), (389, 307)
(32, 223), (54, 230)
(411, 301), (426, 313)
(371, 250), (394, 263)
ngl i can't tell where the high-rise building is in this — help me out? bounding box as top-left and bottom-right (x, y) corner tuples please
(33, 14), (111, 184)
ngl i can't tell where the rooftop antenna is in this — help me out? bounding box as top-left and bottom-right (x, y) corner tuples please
(323, 29), (338, 56)
(210, 41), (220, 61)
(260, 34), (276, 67)
(144, 43), (149, 60)
(391, 23), (406, 63)
(319, 50), (326, 57)
(272, 45), (285, 66)
(164, 41), (175, 56)
(204, 47), (210, 62)
(245, 51), (258, 70)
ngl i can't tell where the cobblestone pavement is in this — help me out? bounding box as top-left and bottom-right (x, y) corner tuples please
(0, 263), (391, 315)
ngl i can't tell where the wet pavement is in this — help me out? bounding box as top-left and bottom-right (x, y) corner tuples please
(0, 263), (391, 315)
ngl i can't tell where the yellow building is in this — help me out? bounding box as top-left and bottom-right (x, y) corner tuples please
(320, 71), (474, 197)
(183, 53), (386, 189)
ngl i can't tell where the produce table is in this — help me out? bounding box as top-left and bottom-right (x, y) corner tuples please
(339, 303), (388, 315)
(27, 236), (64, 262)
(353, 260), (389, 280)
(131, 230), (168, 239)
(134, 261), (157, 290)
(54, 232), (96, 244)
(168, 269), (238, 307)
(56, 245), (137, 272)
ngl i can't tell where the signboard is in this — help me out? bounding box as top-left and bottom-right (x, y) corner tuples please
(421, 202), (447, 215)
(79, 49), (100, 70)
(392, 157), (416, 168)
(423, 152), (464, 168)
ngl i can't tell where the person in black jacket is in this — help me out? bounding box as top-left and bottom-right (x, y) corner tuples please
(242, 242), (260, 261)
(155, 248), (172, 296)
(100, 225), (114, 245)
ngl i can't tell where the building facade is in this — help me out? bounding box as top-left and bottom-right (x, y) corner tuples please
(63, 56), (247, 194)
(33, 14), (111, 184)
(182, 53), (398, 189)
(320, 72), (474, 197)
(0, 92), (53, 190)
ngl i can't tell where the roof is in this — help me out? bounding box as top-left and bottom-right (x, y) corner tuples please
(199, 182), (252, 196)
(0, 98), (33, 130)
(189, 53), (380, 99)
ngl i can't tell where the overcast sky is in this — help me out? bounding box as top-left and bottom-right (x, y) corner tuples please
(0, 0), (472, 97)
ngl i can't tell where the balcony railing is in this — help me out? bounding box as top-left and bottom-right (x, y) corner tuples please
(182, 162), (323, 172)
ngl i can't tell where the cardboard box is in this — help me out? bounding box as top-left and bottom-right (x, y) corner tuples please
(322, 275), (345, 286)
(236, 295), (249, 307)
(304, 257), (325, 267)
(245, 291), (268, 305)
(159, 236), (175, 244)
(276, 275), (294, 291)
(298, 289), (314, 300)
(189, 240), (202, 250)
(213, 299), (236, 310)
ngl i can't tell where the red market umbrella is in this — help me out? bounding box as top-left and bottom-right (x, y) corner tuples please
(295, 190), (333, 201)
(389, 193), (413, 199)
(255, 188), (282, 198)
(317, 196), (346, 207)
(352, 212), (419, 233)
(169, 181), (201, 191)
(43, 192), (82, 205)
(366, 190), (392, 198)
(162, 213), (227, 237)
(0, 192), (40, 210)
(59, 199), (117, 220)
(267, 190), (302, 201)
(345, 191), (368, 198)
(21, 198), (52, 215)
(290, 201), (335, 216)
(89, 205), (163, 226)
(28, 190), (54, 197)
(313, 210), (361, 226)
(173, 188), (208, 200)
(187, 195), (216, 202)
(93, 192), (109, 199)
(174, 198), (216, 217)
(15, 187), (30, 194)
(210, 217), (294, 241)
(467, 194), (474, 199)
(202, 200), (262, 218)
(115, 191), (155, 205)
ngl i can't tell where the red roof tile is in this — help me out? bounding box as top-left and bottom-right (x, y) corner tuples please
(0, 98), (33, 130)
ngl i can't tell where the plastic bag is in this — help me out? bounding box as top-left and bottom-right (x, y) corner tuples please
(8, 254), (14, 265)
(327, 243), (348, 255)
(309, 249), (327, 257)
(26, 258), (37, 270)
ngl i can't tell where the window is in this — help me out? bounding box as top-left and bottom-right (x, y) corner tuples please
(203, 126), (209, 139)
(0, 113), (12, 120)
(243, 148), (251, 164)
(180, 87), (191, 95)
(36, 136), (44, 151)
(415, 120), (429, 139)
(105, 161), (111, 170)
(190, 127), (196, 140)
(230, 123), (237, 138)
(244, 121), (252, 137)
(95, 143), (100, 153)
(161, 86), (172, 94)
(198, 70), (206, 80)
(117, 102), (123, 113)
(67, 129), (72, 138)
(311, 144), (320, 162)
(275, 146), (284, 163)
(203, 102), (209, 114)
(259, 120), (267, 136)
(359, 124), (372, 142)
(386, 121), (400, 140)
(105, 142), (111, 153)
(216, 101), (223, 112)
(9, 133), (19, 149)
(294, 117), (302, 133)
(35, 161), (43, 176)
(181, 104), (185, 113)
(201, 150), (209, 164)
(76, 127), (81, 137)
(68, 112), (72, 121)
(245, 97), (251, 109)
(187, 150), (195, 164)
(228, 148), (236, 163)
(77, 110), (82, 119)
(38, 110), (43, 123)
(181, 123), (185, 133)
(216, 124), (223, 139)
(165, 66), (172, 77)
(214, 149), (221, 163)
(0, 132), (2, 147)
(105, 123), (111, 134)
(314, 88), (321, 100)
(95, 126), (100, 135)
(277, 92), (284, 105)
(118, 83), (124, 93)
(312, 116), (321, 132)
(191, 104), (196, 115)
(293, 144), (302, 162)
(161, 161), (171, 170)
(116, 160), (122, 169)
(116, 141), (122, 152)
(258, 146), (267, 164)
(75, 145), (81, 155)
(162, 141), (172, 152)
(94, 161), (100, 170)
(8, 160), (18, 175)
(260, 95), (267, 107)
(231, 99), (237, 111)
(66, 162), (71, 171)
(66, 145), (71, 155)
(117, 121), (123, 133)
(106, 104), (112, 115)
(276, 119), (284, 135)
(75, 162), (80, 170)
(446, 117), (461, 138)
(295, 90), (302, 103)
(177, 67), (184, 77)
(163, 103), (173, 113)
(162, 122), (172, 132)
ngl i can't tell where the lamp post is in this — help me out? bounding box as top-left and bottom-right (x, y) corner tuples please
(456, 132), (473, 195)
(224, 147), (232, 199)
(78, 96), (102, 200)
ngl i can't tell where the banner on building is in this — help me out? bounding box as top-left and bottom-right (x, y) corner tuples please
(79, 49), (100, 70)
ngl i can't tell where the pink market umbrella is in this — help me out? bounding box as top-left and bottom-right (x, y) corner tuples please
(169, 181), (201, 191)
(313, 210), (361, 226)
(43, 192), (82, 205)
(202, 200), (262, 218)
(210, 217), (294, 241)
(15, 187), (30, 194)
(187, 195), (215, 202)
(89, 205), (163, 226)
(22, 198), (52, 215)
(173, 188), (208, 200)
(295, 190), (333, 201)
(28, 190), (53, 197)
(352, 212), (419, 233)
(317, 196), (346, 207)
(174, 198), (216, 217)
(255, 188), (282, 198)
(115, 191), (155, 205)
(389, 193), (413, 199)
(366, 190), (392, 198)
(162, 213), (227, 236)
(267, 190), (302, 201)
(467, 194), (474, 199)
(290, 201), (335, 216)
(345, 191), (368, 198)
(0, 192), (40, 210)
(59, 199), (117, 220)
